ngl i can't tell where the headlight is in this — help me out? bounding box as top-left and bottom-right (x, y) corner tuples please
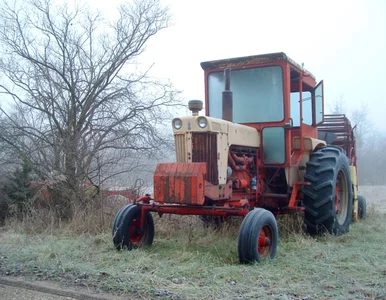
(197, 117), (208, 128)
(172, 118), (182, 130)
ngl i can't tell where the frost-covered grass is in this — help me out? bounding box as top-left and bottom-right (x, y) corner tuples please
(1, 208), (385, 299)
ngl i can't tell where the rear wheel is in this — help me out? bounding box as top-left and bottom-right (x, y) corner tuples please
(358, 195), (367, 219)
(112, 204), (154, 250)
(303, 146), (353, 235)
(238, 208), (278, 263)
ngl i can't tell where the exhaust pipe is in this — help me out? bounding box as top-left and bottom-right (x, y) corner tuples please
(222, 68), (233, 122)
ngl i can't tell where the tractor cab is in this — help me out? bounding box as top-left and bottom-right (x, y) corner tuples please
(201, 52), (325, 167)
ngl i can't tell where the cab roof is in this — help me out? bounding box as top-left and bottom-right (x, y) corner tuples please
(200, 52), (315, 80)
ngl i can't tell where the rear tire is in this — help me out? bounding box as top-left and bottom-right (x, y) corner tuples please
(303, 146), (353, 235)
(238, 208), (278, 263)
(358, 195), (367, 219)
(112, 204), (154, 250)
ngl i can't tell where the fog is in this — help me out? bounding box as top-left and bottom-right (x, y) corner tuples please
(93, 0), (386, 131)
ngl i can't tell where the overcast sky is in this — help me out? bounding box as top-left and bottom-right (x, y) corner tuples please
(88, 0), (386, 131)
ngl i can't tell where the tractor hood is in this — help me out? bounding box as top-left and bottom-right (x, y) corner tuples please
(172, 115), (260, 148)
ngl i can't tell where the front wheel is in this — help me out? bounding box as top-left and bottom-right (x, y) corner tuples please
(238, 208), (278, 264)
(112, 204), (154, 250)
(358, 195), (367, 219)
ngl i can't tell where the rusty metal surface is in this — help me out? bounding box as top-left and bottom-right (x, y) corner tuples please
(153, 162), (206, 205)
(318, 114), (356, 165)
(200, 52), (315, 80)
(142, 203), (249, 217)
(204, 181), (232, 201)
(192, 133), (218, 185)
(201, 52), (287, 70)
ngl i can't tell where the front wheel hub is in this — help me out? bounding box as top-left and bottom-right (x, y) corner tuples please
(259, 236), (271, 247)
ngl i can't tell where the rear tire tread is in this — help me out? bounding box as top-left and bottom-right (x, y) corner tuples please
(303, 146), (353, 236)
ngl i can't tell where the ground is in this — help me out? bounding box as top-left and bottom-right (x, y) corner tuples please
(0, 185), (385, 299)
(0, 277), (128, 299)
(359, 185), (386, 213)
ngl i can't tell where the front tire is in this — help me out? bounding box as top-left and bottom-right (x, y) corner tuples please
(303, 146), (353, 235)
(112, 204), (154, 250)
(238, 208), (278, 264)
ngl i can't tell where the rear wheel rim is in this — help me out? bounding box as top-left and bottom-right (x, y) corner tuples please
(257, 225), (273, 257)
(335, 169), (348, 225)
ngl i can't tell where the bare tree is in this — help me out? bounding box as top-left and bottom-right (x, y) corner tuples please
(330, 98), (372, 150)
(331, 95), (346, 114)
(350, 102), (372, 150)
(330, 97), (386, 185)
(0, 0), (180, 216)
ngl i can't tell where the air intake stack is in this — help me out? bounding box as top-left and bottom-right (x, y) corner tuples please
(222, 68), (233, 122)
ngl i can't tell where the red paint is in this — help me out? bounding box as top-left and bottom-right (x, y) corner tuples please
(154, 162), (206, 205)
(141, 203), (250, 217)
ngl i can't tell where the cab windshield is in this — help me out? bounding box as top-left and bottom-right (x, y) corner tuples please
(208, 66), (284, 123)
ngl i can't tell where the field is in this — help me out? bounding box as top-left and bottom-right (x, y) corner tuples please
(0, 186), (385, 299)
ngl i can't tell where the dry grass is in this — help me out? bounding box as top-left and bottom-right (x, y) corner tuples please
(4, 196), (122, 235)
(4, 208), (103, 235)
(1, 204), (385, 299)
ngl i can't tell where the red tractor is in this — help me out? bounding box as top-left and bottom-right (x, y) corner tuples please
(112, 52), (366, 263)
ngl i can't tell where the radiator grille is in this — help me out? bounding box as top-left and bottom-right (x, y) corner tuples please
(174, 134), (186, 162)
(192, 132), (218, 185)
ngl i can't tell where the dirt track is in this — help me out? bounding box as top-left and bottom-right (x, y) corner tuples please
(0, 277), (126, 300)
(0, 280), (76, 300)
